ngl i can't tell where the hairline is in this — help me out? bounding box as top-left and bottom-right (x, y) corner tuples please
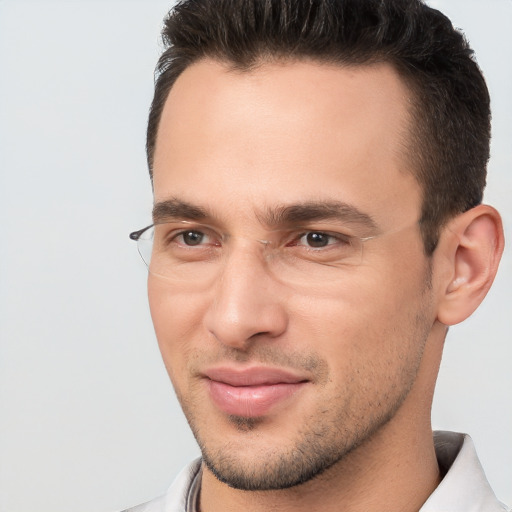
(149, 54), (433, 244)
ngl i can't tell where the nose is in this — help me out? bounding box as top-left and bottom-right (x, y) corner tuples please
(203, 244), (288, 350)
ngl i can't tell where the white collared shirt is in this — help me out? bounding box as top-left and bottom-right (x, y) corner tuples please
(123, 431), (509, 512)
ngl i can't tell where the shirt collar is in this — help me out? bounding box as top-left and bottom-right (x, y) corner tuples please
(161, 431), (507, 512)
(420, 431), (507, 512)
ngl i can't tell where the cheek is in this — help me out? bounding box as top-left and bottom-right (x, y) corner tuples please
(289, 263), (431, 363)
(148, 277), (208, 376)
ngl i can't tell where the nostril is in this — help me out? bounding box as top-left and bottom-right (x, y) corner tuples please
(205, 299), (288, 349)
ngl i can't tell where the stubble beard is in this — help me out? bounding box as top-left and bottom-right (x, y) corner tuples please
(177, 337), (430, 492)
(200, 412), (390, 491)
(182, 377), (416, 492)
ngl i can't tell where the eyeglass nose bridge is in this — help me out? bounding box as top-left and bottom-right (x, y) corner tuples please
(210, 236), (285, 268)
(213, 237), (284, 281)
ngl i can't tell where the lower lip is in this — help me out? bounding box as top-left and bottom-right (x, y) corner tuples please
(207, 380), (306, 417)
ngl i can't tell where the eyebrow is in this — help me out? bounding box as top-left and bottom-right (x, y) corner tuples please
(259, 201), (378, 231)
(152, 198), (377, 231)
(153, 198), (210, 223)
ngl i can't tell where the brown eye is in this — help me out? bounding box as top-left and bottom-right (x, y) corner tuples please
(180, 230), (206, 246)
(297, 232), (338, 248)
(305, 232), (330, 248)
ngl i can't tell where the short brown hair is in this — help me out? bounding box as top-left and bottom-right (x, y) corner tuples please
(146, 0), (491, 255)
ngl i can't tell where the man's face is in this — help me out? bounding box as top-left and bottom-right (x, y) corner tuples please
(149, 59), (437, 490)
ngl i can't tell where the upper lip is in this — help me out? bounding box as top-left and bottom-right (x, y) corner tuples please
(203, 366), (309, 386)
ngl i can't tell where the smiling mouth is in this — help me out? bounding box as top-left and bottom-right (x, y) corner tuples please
(203, 367), (309, 417)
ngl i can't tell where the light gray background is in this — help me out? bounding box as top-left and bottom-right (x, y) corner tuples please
(0, 1), (510, 511)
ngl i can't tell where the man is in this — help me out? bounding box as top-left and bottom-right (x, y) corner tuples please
(126, 0), (508, 510)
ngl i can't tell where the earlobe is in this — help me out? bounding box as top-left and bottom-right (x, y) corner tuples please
(436, 205), (504, 326)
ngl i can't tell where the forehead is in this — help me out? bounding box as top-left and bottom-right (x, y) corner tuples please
(152, 59), (421, 229)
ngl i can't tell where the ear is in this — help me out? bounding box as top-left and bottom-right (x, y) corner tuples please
(435, 204), (504, 326)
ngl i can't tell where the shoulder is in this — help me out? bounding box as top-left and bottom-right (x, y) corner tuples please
(122, 458), (202, 512)
(121, 494), (167, 512)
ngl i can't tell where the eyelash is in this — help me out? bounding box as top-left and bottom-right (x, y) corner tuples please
(292, 231), (351, 249)
(167, 228), (352, 249)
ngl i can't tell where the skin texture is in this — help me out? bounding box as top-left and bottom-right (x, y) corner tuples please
(148, 59), (504, 512)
